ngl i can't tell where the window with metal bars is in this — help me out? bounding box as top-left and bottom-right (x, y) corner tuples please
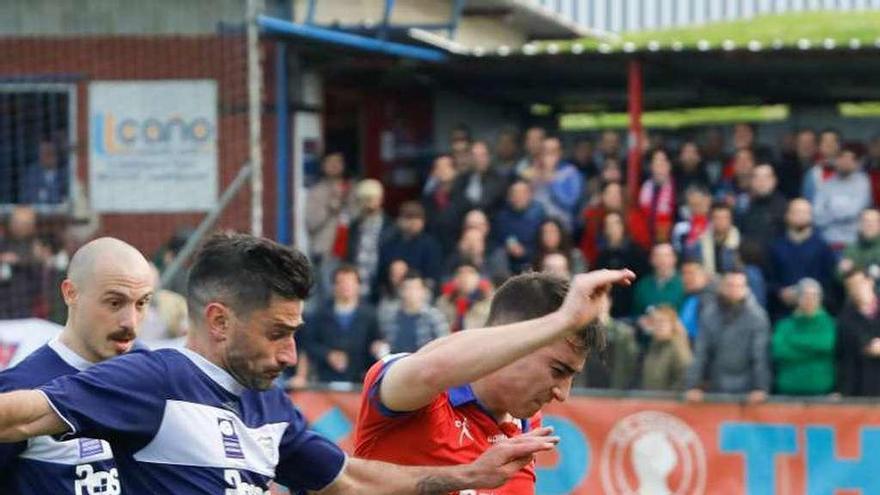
(0, 84), (73, 210)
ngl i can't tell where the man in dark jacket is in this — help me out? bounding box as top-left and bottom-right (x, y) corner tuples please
(0, 206), (43, 319)
(492, 180), (546, 273)
(378, 201), (444, 291)
(422, 154), (461, 256)
(451, 141), (508, 217)
(776, 128), (816, 199)
(837, 270), (880, 396)
(737, 164), (787, 256)
(302, 265), (384, 383)
(576, 295), (639, 390)
(685, 269), (771, 404)
(674, 141), (710, 199)
(766, 198), (837, 319)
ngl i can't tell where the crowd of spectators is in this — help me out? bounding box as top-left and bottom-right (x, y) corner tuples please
(296, 123), (880, 401)
(5, 123), (880, 402)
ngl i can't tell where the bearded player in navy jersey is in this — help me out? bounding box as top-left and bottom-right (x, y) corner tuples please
(0, 237), (154, 494)
(0, 233), (558, 494)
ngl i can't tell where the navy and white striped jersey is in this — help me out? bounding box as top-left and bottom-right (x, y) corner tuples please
(39, 347), (346, 494)
(0, 338), (119, 495)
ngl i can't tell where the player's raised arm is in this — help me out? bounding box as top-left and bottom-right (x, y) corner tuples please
(378, 269), (635, 412)
(314, 427), (559, 495)
(0, 390), (67, 442)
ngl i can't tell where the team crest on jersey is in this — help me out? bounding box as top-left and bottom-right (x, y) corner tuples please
(218, 418), (245, 459)
(78, 438), (105, 458)
(455, 416), (474, 447)
(257, 435), (274, 458)
(0, 341), (19, 369)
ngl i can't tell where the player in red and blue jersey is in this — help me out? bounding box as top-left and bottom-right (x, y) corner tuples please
(0, 237), (154, 495)
(355, 269), (635, 494)
(0, 233), (558, 494)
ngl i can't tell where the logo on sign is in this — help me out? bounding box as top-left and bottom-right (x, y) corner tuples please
(600, 411), (706, 495)
(93, 112), (214, 156)
(218, 418), (245, 460)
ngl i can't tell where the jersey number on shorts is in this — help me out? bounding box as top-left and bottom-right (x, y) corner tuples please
(74, 464), (120, 495)
(224, 469), (270, 495)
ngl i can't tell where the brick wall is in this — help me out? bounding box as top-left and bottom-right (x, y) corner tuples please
(0, 35), (279, 257)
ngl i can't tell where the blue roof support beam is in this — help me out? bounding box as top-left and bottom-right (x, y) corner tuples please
(257, 15), (448, 62)
(305, 0), (317, 24)
(379, 0), (396, 40)
(320, 23), (459, 33)
(449, 0), (466, 38)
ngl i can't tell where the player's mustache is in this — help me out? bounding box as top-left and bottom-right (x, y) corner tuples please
(108, 328), (136, 340)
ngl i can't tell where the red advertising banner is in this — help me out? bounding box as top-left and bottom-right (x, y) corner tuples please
(277, 390), (880, 495)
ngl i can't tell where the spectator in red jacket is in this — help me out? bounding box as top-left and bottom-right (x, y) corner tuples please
(638, 149), (676, 244)
(580, 181), (650, 265)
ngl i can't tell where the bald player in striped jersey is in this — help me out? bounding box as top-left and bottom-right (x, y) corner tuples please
(0, 237), (153, 494)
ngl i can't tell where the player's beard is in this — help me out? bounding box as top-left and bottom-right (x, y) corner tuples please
(225, 339), (274, 391)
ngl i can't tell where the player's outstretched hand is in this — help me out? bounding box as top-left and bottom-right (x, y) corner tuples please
(557, 269), (636, 332)
(466, 427), (559, 489)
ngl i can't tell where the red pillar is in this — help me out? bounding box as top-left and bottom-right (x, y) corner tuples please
(627, 58), (644, 202)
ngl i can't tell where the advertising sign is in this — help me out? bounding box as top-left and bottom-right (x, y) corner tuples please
(281, 390), (880, 495)
(88, 80), (218, 212)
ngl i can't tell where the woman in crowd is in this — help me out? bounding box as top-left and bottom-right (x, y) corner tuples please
(640, 305), (693, 391)
(533, 218), (587, 275)
(579, 181), (650, 266)
(593, 211), (649, 317)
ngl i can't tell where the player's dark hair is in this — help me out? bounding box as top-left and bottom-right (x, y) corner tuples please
(486, 272), (604, 353)
(186, 232), (312, 319)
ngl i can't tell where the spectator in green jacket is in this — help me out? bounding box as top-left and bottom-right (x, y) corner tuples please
(838, 208), (880, 279)
(633, 243), (685, 316)
(577, 295), (639, 389)
(772, 278), (836, 395)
